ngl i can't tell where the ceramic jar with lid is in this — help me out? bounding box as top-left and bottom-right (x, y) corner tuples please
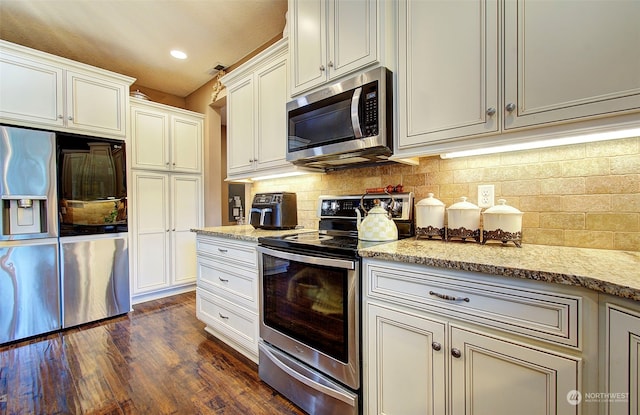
(446, 197), (481, 242)
(415, 193), (445, 240)
(482, 199), (523, 247)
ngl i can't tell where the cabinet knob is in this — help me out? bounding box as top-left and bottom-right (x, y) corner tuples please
(505, 103), (516, 113)
(451, 348), (462, 358)
(166, 162), (170, 166)
(432, 342), (442, 351)
(166, 229), (170, 232)
(319, 64), (325, 72)
(172, 228), (175, 231)
(58, 115), (63, 119)
(67, 116), (73, 121)
(486, 107), (496, 116)
(249, 159), (254, 163)
(328, 61), (334, 68)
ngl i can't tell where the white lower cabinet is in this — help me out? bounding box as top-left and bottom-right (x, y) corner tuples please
(364, 258), (593, 415)
(131, 171), (202, 301)
(195, 235), (259, 363)
(603, 300), (640, 415)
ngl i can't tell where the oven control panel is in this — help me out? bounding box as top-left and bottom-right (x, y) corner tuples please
(318, 192), (413, 221)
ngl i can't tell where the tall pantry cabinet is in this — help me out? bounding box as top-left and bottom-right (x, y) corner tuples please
(129, 97), (204, 302)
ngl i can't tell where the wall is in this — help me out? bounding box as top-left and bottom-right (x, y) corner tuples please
(252, 136), (640, 252)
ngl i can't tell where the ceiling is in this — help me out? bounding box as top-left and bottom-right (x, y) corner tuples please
(0, 0), (288, 98)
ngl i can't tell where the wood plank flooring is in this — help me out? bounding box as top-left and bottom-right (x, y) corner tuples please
(0, 291), (306, 415)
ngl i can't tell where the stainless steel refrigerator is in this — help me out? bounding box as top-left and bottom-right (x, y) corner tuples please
(0, 126), (60, 344)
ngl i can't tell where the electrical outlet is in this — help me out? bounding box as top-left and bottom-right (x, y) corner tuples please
(478, 184), (495, 208)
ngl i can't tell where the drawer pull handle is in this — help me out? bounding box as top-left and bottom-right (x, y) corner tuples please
(217, 248), (228, 253)
(429, 291), (470, 302)
(451, 348), (462, 359)
(219, 277), (229, 282)
(218, 313), (229, 320)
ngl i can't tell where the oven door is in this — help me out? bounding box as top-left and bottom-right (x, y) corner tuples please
(256, 245), (360, 390)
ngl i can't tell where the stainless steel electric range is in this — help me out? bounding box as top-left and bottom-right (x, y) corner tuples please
(256, 192), (414, 415)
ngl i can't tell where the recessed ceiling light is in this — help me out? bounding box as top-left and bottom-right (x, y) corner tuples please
(170, 50), (187, 60)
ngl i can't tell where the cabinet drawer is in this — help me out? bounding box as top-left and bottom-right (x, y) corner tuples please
(196, 288), (258, 354)
(196, 236), (257, 267)
(197, 255), (258, 311)
(366, 262), (581, 348)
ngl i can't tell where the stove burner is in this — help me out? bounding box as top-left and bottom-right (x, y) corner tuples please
(285, 234), (333, 242)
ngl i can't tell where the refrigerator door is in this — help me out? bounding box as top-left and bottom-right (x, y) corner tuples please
(0, 126), (57, 240)
(0, 238), (60, 344)
(60, 233), (130, 328)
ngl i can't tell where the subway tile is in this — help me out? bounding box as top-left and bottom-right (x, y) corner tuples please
(501, 180), (541, 196)
(610, 154), (640, 175)
(563, 195), (611, 212)
(539, 213), (585, 230)
(440, 183), (472, 199)
(586, 213), (639, 231)
(401, 173), (426, 187)
(520, 195), (565, 212)
(611, 194), (640, 213)
(586, 137), (640, 157)
(586, 175), (640, 194)
(453, 168), (485, 183)
(538, 143), (586, 162)
(561, 158), (609, 177)
(500, 150), (540, 166)
(614, 232), (640, 251)
(426, 171), (454, 185)
(540, 177), (585, 195)
(564, 230), (614, 250)
(522, 228), (564, 246)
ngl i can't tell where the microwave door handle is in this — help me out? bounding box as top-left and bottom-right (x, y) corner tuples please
(350, 86), (363, 139)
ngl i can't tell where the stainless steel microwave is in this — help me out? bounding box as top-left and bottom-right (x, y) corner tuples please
(286, 67), (393, 170)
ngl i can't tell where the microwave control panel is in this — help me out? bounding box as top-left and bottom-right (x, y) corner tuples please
(362, 82), (378, 137)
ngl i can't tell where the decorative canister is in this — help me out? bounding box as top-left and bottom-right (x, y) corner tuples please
(415, 193), (445, 240)
(446, 197), (481, 242)
(482, 199), (524, 247)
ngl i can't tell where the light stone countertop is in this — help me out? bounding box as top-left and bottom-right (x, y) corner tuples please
(359, 239), (640, 301)
(191, 225), (315, 243)
(191, 226), (640, 301)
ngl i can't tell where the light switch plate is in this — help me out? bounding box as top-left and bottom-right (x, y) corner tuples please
(478, 184), (495, 208)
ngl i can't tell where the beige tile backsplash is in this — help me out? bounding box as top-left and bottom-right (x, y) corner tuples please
(252, 137), (640, 251)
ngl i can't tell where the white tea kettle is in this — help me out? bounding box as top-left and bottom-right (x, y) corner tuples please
(355, 195), (398, 241)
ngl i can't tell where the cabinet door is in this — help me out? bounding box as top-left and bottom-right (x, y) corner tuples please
(289, 0), (327, 94)
(606, 305), (640, 415)
(171, 175), (202, 286)
(503, 0), (640, 130)
(130, 105), (170, 170)
(365, 303), (446, 415)
(171, 114), (202, 173)
(396, 0), (498, 152)
(450, 326), (579, 415)
(66, 71), (128, 137)
(328, 0), (377, 80)
(131, 171), (170, 293)
(255, 54), (289, 171)
(226, 74), (256, 177)
(0, 51), (64, 127)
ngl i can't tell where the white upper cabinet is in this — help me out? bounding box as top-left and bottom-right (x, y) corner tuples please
(396, 0), (498, 149)
(289, 0), (380, 95)
(395, 0), (640, 158)
(503, 0), (640, 130)
(130, 98), (203, 174)
(223, 38), (295, 180)
(0, 40), (134, 139)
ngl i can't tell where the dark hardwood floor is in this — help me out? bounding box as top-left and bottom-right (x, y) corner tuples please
(0, 291), (306, 415)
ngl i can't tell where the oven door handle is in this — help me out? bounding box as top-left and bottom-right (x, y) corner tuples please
(256, 245), (355, 270)
(260, 342), (357, 407)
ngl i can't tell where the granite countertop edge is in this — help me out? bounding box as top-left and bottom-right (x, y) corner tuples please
(359, 240), (640, 302)
(192, 226), (640, 302)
